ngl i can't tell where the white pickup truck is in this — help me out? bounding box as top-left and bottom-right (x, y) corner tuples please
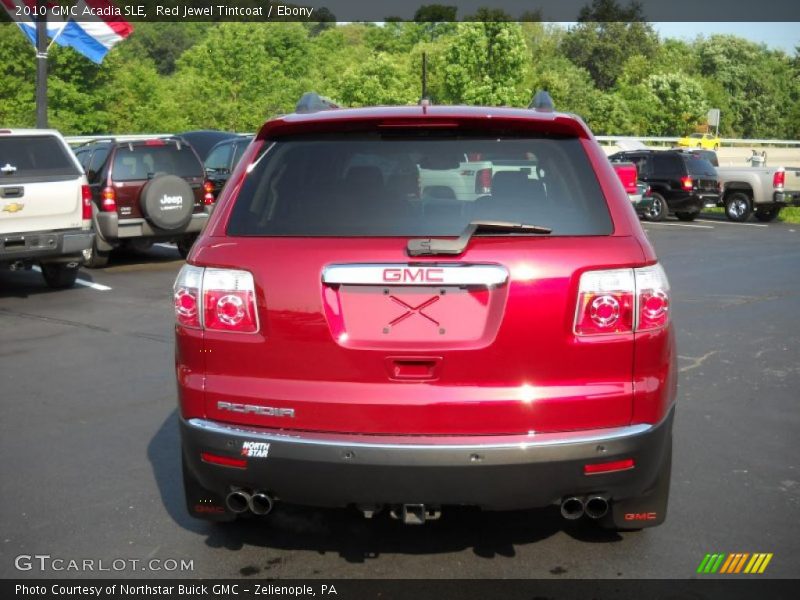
(0, 129), (94, 288)
(715, 165), (800, 222)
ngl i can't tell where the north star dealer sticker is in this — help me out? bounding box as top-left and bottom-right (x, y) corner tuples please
(242, 441), (270, 458)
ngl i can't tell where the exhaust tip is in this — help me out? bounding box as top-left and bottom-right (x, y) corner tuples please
(585, 496), (609, 519)
(560, 496), (585, 520)
(249, 491), (274, 516)
(225, 490), (251, 513)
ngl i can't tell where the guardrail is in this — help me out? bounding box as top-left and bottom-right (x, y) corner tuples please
(63, 134), (800, 147)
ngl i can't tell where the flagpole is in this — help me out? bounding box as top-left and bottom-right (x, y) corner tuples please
(35, 0), (48, 128)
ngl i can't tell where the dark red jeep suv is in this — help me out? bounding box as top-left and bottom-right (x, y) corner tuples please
(174, 95), (676, 530)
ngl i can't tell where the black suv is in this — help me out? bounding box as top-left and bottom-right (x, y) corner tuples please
(73, 138), (213, 267)
(609, 150), (720, 221)
(204, 135), (254, 198)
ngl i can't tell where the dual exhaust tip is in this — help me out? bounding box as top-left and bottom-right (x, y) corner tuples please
(225, 489), (274, 515)
(560, 495), (609, 520)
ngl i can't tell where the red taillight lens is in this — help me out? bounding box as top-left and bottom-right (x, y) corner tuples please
(200, 452), (247, 469)
(584, 458), (635, 475)
(773, 169), (785, 189)
(475, 168), (492, 194)
(575, 265), (670, 336)
(173, 265), (203, 329)
(174, 266), (259, 333)
(574, 269), (635, 335)
(203, 180), (215, 205)
(81, 185), (92, 220)
(681, 176), (693, 192)
(101, 186), (116, 212)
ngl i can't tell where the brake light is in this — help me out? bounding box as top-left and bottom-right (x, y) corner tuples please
(475, 168), (492, 194)
(101, 186), (116, 212)
(173, 264), (203, 329)
(144, 139), (166, 146)
(773, 169), (785, 189)
(81, 185), (92, 220)
(574, 264), (670, 336)
(681, 176), (693, 191)
(203, 180), (215, 205)
(174, 265), (259, 333)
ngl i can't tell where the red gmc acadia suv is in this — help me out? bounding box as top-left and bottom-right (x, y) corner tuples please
(174, 93), (676, 530)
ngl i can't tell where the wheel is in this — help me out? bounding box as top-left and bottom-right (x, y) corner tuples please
(754, 207), (780, 222)
(724, 192), (752, 222)
(40, 262), (79, 289)
(83, 238), (110, 268)
(177, 236), (197, 259)
(675, 212), (698, 222)
(645, 193), (666, 222)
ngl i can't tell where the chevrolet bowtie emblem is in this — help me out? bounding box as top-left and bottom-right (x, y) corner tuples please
(2, 202), (24, 213)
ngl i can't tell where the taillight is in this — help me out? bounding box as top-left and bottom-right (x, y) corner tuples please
(101, 186), (116, 212)
(574, 269), (635, 335)
(773, 169), (785, 189)
(81, 185), (92, 220)
(680, 176), (693, 192)
(203, 180), (215, 205)
(173, 265), (259, 334)
(574, 264), (670, 336)
(173, 264), (203, 329)
(475, 168), (492, 194)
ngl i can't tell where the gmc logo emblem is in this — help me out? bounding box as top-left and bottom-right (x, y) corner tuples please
(382, 268), (444, 283)
(624, 512), (658, 521)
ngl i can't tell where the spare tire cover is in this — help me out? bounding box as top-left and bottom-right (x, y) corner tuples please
(140, 175), (195, 231)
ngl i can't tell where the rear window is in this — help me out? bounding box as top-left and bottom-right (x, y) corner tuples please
(227, 135), (612, 237)
(0, 136), (80, 179)
(111, 144), (202, 182)
(685, 157), (717, 178)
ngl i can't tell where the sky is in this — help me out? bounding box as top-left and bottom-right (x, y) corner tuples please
(652, 23), (798, 54)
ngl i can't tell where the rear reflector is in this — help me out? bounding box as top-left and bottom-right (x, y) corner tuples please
(200, 452), (247, 469)
(584, 458), (635, 475)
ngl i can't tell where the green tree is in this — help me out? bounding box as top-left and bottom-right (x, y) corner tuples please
(442, 22), (528, 106)
(642, 72), (708, 135)
(338, 53), (418, 106)
(561, 1), (658, 90)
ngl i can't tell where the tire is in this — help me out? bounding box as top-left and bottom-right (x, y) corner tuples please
(177, 235), (197, 259)
(82, 237), (110, 268)
(40, 262), (79, 289)
(675, 211), (698, 222)
(724, 192), (752, 222)
(645, 193), (666, 222)
(140, 174), (194, 231)
(754, 207), (781, 222)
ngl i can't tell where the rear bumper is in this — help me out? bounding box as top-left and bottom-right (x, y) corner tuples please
(774, 191), (800, 206)
(0, 229), (93, 264)
(181, 407), (674, 512)
(629, 193), (653, 215)
(95, 211), (208, 245)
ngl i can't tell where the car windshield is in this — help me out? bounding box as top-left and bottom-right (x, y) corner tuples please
(689, 133), (703, 139)
(111, 144), (203, 181)
(0, 136), (80, 179)
(227, 135), (613, 237)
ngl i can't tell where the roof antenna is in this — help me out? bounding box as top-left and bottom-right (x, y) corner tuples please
(296, 92), (340, 114)
(529, 90), (554, 112)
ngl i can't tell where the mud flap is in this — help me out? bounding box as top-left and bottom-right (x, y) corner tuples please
(182, 455), (236, 522)
(601, 434), (672, 530)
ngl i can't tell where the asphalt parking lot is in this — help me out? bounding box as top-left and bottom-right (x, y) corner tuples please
(1, 218), (799, 580)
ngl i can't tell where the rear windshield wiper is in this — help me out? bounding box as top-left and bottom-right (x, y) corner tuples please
(407, 220), (552, 257)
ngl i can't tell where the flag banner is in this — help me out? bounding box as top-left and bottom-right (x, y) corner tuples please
(0, 0), (132, 63)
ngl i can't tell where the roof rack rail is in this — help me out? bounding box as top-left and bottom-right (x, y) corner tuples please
(295, 92), (340, 114)
(529, 90), (554, 113)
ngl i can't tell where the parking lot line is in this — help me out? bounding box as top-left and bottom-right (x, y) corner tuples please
(31, 266), (112, 291)
(695, 219), (768, 228)
(643, 222), (714, 229)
